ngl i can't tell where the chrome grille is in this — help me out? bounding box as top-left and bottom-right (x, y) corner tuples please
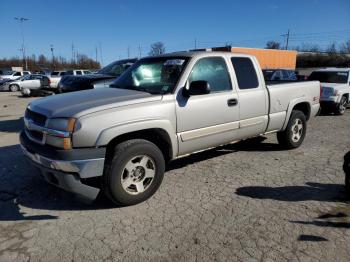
(25, 109), (47, 126)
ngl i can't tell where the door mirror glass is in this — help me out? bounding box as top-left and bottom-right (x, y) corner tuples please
(184, 80), (211, 96)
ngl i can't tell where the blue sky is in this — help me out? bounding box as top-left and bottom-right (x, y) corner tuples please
(0, 0), (349, 65)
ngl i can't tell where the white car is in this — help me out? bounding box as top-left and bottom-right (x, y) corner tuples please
(309, 68), (350, 115)
(6, 74), (50, 94)
(49, 71), (66, 88)
(0, 71), (31, 80)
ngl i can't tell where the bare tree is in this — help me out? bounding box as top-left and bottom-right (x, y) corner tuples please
(149, 42), (166, 56)
(265, 41), (281, 49)
(340, 40), (350, 54)
(326, 42), (337, 55)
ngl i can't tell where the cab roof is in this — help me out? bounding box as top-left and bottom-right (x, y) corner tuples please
(315, 68), (350, 72)
(143, 51), (254, 59)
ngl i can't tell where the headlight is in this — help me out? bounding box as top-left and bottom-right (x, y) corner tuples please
(47, 118), (76, 132)
(45, 118), (76, 149)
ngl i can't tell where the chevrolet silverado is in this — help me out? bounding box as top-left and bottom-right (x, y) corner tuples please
(20, 51), (320, 205)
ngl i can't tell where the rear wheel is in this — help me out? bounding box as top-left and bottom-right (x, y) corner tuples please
(103, 139), (165, 206)
(336, 96), (347, 115)
(9, 84), (19, 92)
(277, 110), (307, 149)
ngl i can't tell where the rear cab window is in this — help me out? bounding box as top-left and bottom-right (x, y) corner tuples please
(231, 57), (259, 89)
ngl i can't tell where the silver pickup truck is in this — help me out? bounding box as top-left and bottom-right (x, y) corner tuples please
(20, 51), (320, 205)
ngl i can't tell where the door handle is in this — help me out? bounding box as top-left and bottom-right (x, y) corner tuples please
(227, 98), (238, 107)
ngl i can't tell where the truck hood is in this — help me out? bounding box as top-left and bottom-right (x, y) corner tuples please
(28, 88), (162, 119)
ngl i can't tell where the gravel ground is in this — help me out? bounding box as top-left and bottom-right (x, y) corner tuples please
(0, 91), (349, 262)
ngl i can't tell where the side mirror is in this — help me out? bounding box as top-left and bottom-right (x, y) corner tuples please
(183, 81), (211, 97)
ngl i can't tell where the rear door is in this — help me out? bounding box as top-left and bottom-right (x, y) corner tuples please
(176, 56), (239, 155)
(230, 56), (269, 139)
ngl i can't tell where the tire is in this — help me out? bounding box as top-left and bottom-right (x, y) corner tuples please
(103, 139), (165, 206)
(277, 110), (307, 149)
(9, 84), (19, 92)
(335, 96), (347, 115)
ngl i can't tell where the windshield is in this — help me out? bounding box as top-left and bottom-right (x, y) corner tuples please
(98, 59), (136, 76)
(309, 71), (349, 84)
(21, 75), (31, 80)
(110, 57), (189, 94)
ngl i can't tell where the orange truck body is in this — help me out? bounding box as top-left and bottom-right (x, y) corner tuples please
(211, 46), (297, 70)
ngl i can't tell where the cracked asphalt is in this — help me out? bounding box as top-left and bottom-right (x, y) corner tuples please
(0, 91), (350, 262)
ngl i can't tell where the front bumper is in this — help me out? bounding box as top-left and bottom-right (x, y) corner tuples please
(20, 131), (106, 199)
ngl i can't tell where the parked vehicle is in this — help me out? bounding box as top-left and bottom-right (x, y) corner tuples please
(20, 75), (51, 96)
(20, 51), (320, 205)
(344, 151), (350, 194)
(309, 68), (350, 115)
(5, 74), (50, 94)
(262, 69), (297, 81)
(0, 71), (31, 80)
(0, 78), (18, 91)
(49, 71), (66, 89)
(57, 59), (136, 93)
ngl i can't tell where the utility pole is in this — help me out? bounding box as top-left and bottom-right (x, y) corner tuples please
(281, 29), (290, 50)
(138, 44), (142, 58)
(95, 46), (98, 63)
(194, 38), (197, 49)
(127, 46), (130, 58)
(14, 17), (29, 70)
(99, 42), (103, 66)
(71, 42), (75, 64)
(50, 44), (55, 69)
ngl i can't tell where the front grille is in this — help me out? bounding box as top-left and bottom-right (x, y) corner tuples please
(27, 130), (43, 141)
(25, 109), (47, 126)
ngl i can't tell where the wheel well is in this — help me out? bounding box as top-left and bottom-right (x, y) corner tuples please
(343, 93), (349, 102)
(105, 129), (173, 163)
(292, 102), (311, 120)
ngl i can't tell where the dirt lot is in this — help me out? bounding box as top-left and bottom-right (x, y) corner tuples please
(0, 91), (350, 262)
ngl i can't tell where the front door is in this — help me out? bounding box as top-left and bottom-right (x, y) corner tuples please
(176, 56), (239, 155)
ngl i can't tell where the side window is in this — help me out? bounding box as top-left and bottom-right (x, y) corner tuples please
(14, 72), (21, 76)
(231, 57), (259, 89)
(76, 71), (82, 75)
(188, 57), (231, 92)
(282, 70), (289, 79)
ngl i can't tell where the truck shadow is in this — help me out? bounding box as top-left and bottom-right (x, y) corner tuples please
(0, 144), (116, 222)
(236, 182), (350, 238)
(167, 136), (281, 171)
(0, 136), (289, 221)
(235, 182), (348, 203)
(0, 117), (24, 133)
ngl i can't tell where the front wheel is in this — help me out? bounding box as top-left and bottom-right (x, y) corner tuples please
(9, 84), (19, 92)
(336, 96), (347, 115)
(277, 110), (307, 149)
(103, 139), (165, 206)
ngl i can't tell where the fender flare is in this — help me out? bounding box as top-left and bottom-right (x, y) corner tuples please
(95, 118), (178, 159)
(282, 97), (311, 130)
